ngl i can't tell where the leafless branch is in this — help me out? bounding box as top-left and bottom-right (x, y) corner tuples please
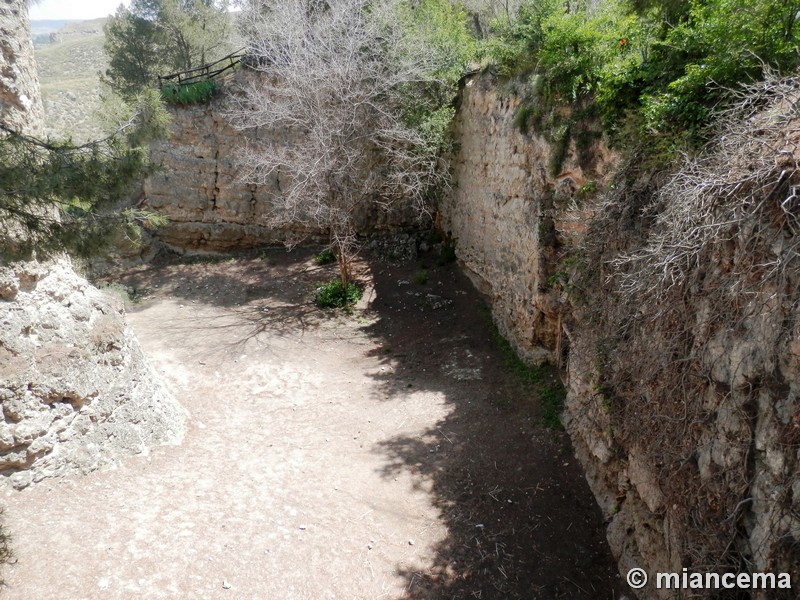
(226, 0), (451, 285)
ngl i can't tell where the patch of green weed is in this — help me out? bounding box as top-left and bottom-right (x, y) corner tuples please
(480, 303), (565, 428)
(539, 380), (566, 430)
(314, 248), (337, 266)
(315, 279), (362, 309)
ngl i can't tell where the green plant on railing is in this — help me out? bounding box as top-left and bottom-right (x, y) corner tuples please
(160, 79), (217, 106)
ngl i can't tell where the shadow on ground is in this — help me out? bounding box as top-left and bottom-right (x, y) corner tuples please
(360, 257), (626, 599)
(112, 245), (627, 599)
(107, 248), (348, 357)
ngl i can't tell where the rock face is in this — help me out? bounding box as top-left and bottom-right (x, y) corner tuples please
(142, 71), (423, 252)
(443, 73), (800, 596)
(0, 0), (44, 134)
(0, 260), (186, 489)
(0, 260), (185, 488)
(0, 1), (185, 489)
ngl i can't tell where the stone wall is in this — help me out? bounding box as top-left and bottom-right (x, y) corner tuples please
(441, 75), (616, 365)
(443, 73), (799, 596)
(142, 72), (423, 252)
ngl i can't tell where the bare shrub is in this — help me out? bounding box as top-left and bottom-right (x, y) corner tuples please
(612, 74), (800, 300)
(227, 0), (459, 287)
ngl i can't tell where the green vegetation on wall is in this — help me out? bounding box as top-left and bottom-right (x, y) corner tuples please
(160, 79), (217, 105)
(481, 0), (800, 152)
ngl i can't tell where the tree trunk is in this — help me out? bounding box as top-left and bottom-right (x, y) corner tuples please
(335, 239), (350, 289)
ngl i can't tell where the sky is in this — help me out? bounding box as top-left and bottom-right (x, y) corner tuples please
(29, 0), (131, 21)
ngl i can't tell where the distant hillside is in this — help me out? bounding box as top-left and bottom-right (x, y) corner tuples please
(34, 19), (107, 141)
(30, 19), (73, 46)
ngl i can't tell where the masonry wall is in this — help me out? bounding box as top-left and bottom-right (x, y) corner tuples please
(142, 72), (423, 252)
(442, 73), (800, 597)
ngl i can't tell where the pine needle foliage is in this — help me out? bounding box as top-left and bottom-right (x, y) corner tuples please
(0, 90), (170, 260)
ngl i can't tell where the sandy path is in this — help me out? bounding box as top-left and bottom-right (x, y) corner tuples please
(1, 251), (625, 599)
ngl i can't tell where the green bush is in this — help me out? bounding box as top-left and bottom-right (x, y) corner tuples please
(314, 247), (337, 266)
(486, 0), (800, 151)
(547, 122), (571, 177)
(396, 0), (476, 154)
(160, 79), (217, 105)
(315, 279), (362, 309)
(636, 0), (800, 138)
(482, 0), (561, 76)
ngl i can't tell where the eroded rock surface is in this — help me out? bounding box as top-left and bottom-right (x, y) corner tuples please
(0, 259), (185, 489)
(142, 71), (423, 252)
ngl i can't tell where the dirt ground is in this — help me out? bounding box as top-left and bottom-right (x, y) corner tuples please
(2, 246), (627, 599)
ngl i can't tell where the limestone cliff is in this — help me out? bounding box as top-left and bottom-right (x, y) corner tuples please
(0, 0), (185, 489)
(443, 73), (799, 597)
(142, 71), (422, 252)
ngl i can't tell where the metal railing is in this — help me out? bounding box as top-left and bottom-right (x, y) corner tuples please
(157, 48), (246, 88)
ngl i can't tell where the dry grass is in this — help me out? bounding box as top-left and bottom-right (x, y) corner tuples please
(34, 22), (107, 142)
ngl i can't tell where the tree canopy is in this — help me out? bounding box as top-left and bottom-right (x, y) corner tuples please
(481, 0), (800, 157)
(103, 0), (236, 98)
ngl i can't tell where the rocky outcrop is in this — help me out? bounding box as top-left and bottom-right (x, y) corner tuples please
(0, 259), (186, 489)
(142, 72), (422, 252)
(0, 1), (185, 489)
(0, 0), (43, 134)
(443, 73), (800, 596)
